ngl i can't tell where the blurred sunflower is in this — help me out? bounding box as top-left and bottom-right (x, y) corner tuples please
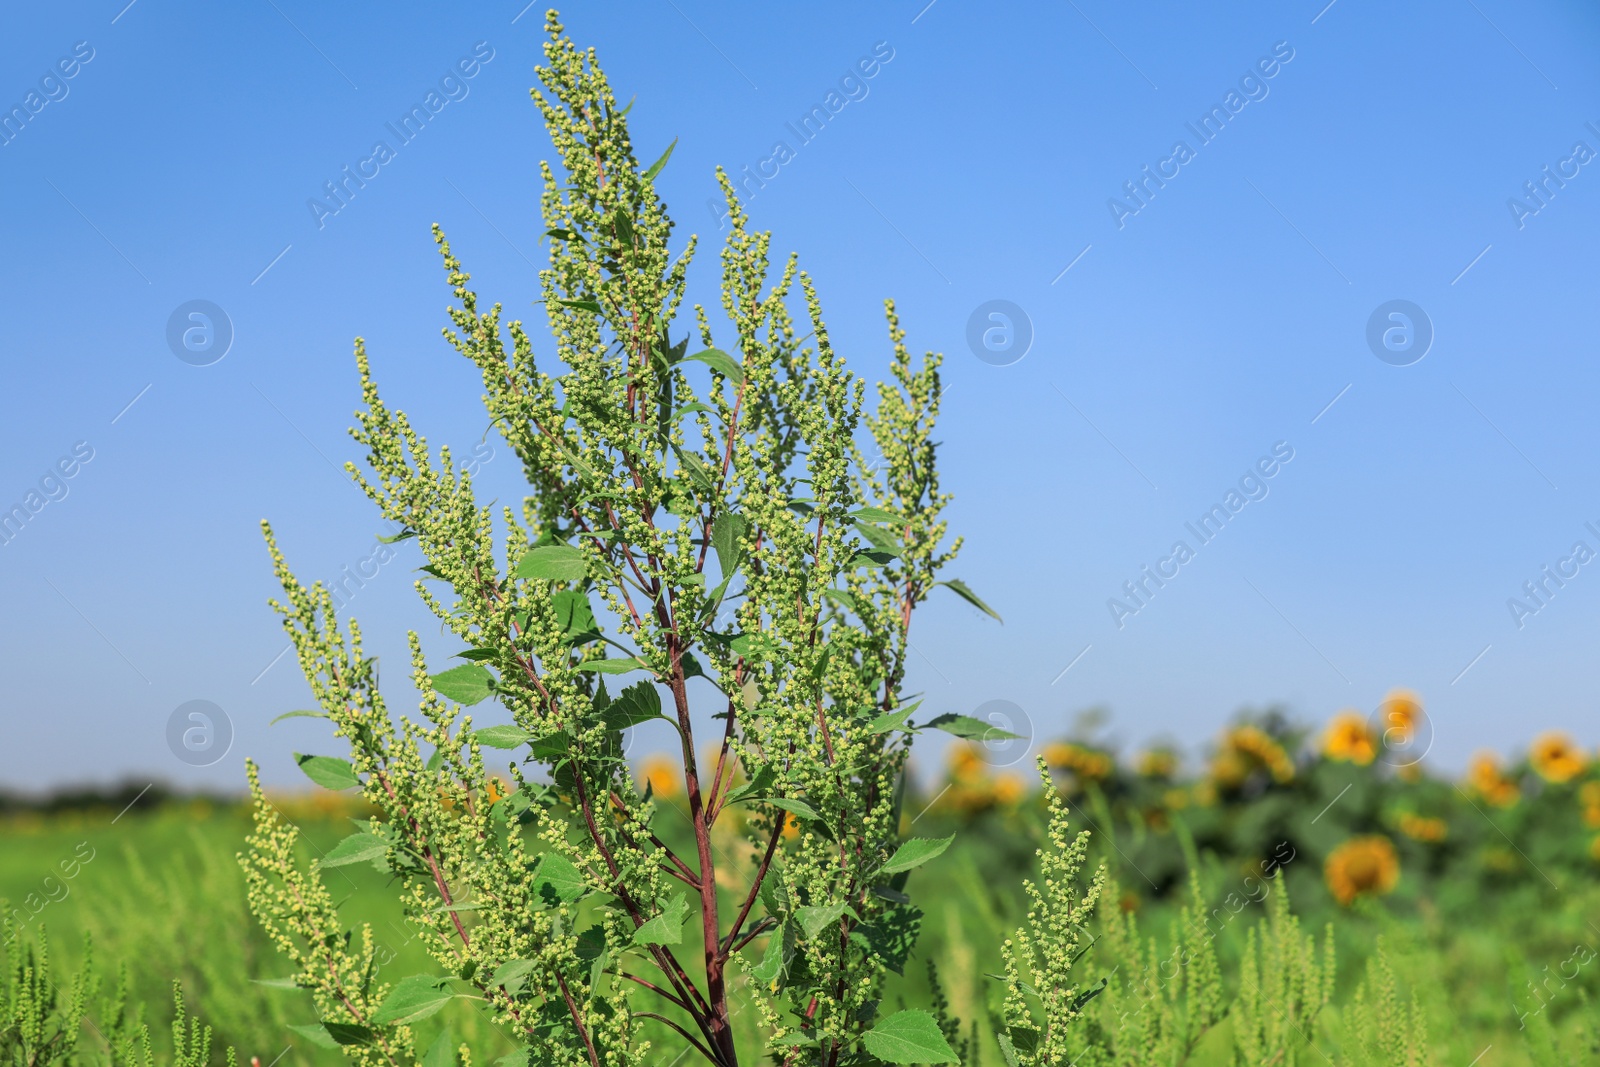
(1135, 748), (1180, 779)
(1580, 781), (1600, 828)
(1042, 741), (1114, 784)
(1467, 751), (1519, 807)
(1377, 689), (1423, 742)
(1212, 726), (1296, 787)
(1324, 835), (1400, 905)
(640, 753), (682, 799)
(1396, 813), (1447, 843)
(1320, 711), (1376, 765)
(1529, 731), (1587, 784)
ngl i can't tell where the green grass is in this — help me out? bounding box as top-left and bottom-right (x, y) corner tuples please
(3, 797), (1596, 1066)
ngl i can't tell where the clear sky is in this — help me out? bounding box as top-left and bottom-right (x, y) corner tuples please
(3, 1), (1599, 793)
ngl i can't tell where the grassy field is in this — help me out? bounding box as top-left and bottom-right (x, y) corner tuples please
(5, 713), (1599, 1067)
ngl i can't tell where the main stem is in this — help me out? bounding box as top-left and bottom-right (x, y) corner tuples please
(667, 635), (737, 1066)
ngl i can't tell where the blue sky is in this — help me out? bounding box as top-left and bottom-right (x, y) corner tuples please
(3, 0), (1599, 792)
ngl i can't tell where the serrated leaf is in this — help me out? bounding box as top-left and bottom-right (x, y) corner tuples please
(796, 901), (852, 941)
(430, 665), (494, 707)
(925, 713), (1021, 742)
(642, 137), (677, 182)
(371, 975), (454, 1026)
(286, 1023), (341, 1050)
(515, 545), (588, 581)
(294, 753), (359, 792)
(493, 1047), (530, 1067)
(867, 702), (921, 734)
(602, 681), (665, 731)
(749, 925), (788, 983)
(725, 764), (777, 806)
(861, 1010), (959, 1064)
(880, 835), (954, 875)
(552, 589), (600, 644)
(532, 854), (588, 906)
(318, 832), (388, 871)
(555, 298), (602, 313)
(683, 349), (744, 384)
(269, 709), (326, 725)
(853, 521), (901, 556)
(768, 797), (820, 821)
(576, 657), (649, 675)
(632, 893), (688, 946)
(936, 578), (1003, 623)
(489, 959), (537, 995)
(711, 511), (746, 583)
(324, 1022), (380, 1048)
(421, 1026), (455, 1067)
(473, 725), (534, 749)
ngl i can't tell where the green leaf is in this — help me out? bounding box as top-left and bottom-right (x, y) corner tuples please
(725, 764), (777, 805)
(286, 1024), (341, 1051)
(768, 797), (820, 821)
(610, 208), (635, 249)
(853, 521), (901, 556)
(532, 854), (588, 906)
(421, 1026), (455, 1067)
(430, 665), (494, 706)
(936, 578), (1003, 623)
(515, 545), (588, 581)
(318, 832), (388, 871)
(925, 713), (1022, 742)
(672, 446), (716, 491)
(749, 925), (788, 983)
(473, 725), (534, 749)
(253, 976), (301, 990)
(850, 506), (900, 523)
(371, 975), (454, 1026)
(543, 227), (585, 244)
(711, 510), (746, 584)
(555, 298), (602, 313)
(494, 1047), (530, 1067)
(323, 1022), (380, 1048)
(376, 528), (415, 544)
(642, 137), (677, 182)
(632, 893), (689, 946)
(269, 709), (326, 725)
(862, 1010), (959, 1064)
(867, 701), (921, 734)
(454, 647), (498, 662)
(880, 835), (954, 875)
(796, 901), (853, 941)
(489, 959), (538, 995)
(294, 753), (359, 791)
(552, 589), (600, 644)
(602, 681), (665, 730)
(684, 349), (744, 384)
(576, 657), (649, 676)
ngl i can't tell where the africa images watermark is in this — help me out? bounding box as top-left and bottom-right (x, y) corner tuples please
(1108, 441), (1296, 629)
(708, 41), (896, 229)
(1507, 120), (1600, 230)
(307, 42), (496, 229)
(1, 40), (96, 148)
(1107, 41), (1296, 230)
(0, 441), (96, 548)
(1505, 521), (1600, 629)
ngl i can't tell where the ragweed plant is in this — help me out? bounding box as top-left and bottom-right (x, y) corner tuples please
(242, 11), (1021, 1067)
(996, 762), (1109, 1067)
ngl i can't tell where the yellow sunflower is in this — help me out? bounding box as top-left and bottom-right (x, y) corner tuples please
(1136, 748), (1179, 779)
(1212, 726), (1296, 786)
(1467, 751), (1519, 807)
(1529, 731), (1588, 784)
(1320, 711), (1376, 765)
(1324, 836), (1400, 906)
(1376, 689), (1423, 745)
(1396, 813), (1447, 843)
(1042, 741), (1113, 782)
(640, 753), (682, 799)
